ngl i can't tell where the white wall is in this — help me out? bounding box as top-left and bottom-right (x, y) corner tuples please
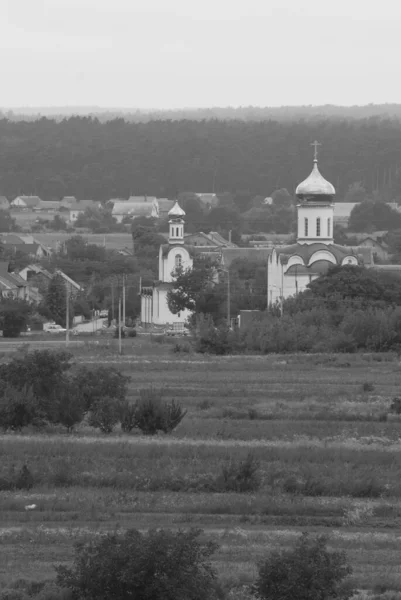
(297, 204), (334, 244)
(159, 246), (193, 282)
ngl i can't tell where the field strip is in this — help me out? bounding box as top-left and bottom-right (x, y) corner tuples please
(2, 434), (401, 450)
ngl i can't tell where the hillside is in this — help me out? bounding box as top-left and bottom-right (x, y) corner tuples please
(0, 116), (401, 201)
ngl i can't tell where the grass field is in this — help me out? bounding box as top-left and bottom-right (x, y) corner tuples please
(2, 341), (401, 595)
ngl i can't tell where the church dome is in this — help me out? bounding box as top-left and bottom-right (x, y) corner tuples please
(168, 201), (186, 218)
(296, 161), (335, 198)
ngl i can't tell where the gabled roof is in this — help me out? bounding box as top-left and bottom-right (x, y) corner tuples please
(0, 262), (28, 288)
(112, 202), (157, 216)
(12, 195), (41, 207)
(128, 196), (157, 203)
(68, 200), (100, 211)
(35, 200), (61, 210)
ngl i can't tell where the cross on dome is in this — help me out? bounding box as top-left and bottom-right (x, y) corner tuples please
(311, 140), (322, 163)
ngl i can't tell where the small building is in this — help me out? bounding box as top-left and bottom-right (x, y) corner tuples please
(112, 196), (159, 223)
(34, 200), (61, 212)
(0, 262), (29, 300)
(68, 200), (100, 222)
(140, 202), (192, 327)
(357, 237), (389, 262)
(333, 202), (360, 227)
(0, 234), (52, 259)
(10, 195), (42, 209)
(184, 231), (237, 248)
(18, 264), (82, 302)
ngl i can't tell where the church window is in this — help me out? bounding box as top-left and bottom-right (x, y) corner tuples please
(327, 217), (331, 237)
(175, 254), (182, 268)
(304, 217), (308, 237)
(316, 217), (321, 237)
(176, 227), (179, 237)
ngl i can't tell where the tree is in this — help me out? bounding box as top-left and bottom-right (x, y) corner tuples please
(167, 257), (218, 316)
(45, 273), (69, 327)
(0, 385), (39, 431)
(53, 382), (85, 432)
(88, 396), (121, 433)
(0, 298), (31, 337)
(344, 181), (367, 203)
(348, 200), (401, 232)
(56, 528), (220, 600)
(0, 210), (16, 232)
(72, 365), (130, 411)
(254, 533), (352, 600)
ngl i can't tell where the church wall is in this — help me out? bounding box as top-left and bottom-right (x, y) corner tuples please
(152, 288), (192, 326)
(161, 246), (193, 282)
(297, 204), (334, 244)
(283, 273), (316, 299)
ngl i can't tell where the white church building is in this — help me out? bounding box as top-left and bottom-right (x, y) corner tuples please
(267, 143), (373, 306)
(140, 202), (194, 326)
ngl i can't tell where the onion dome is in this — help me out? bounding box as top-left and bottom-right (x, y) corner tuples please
(296, 141), (335, 199)
(168, 201), (186, 218)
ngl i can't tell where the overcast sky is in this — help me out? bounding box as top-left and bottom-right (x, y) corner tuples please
(2, 0), (401, 109)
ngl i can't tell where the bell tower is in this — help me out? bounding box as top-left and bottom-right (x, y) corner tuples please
(168, 201), (186, 245)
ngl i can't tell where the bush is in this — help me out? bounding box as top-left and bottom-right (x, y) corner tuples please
(218, 452), (260, 492)
(0, 385), (40, 431)
(119, 400), (137, 433)
(134, 387), (187, 434)
(113, 326), (126, 338)
(362, 381), (375, 392)
(88, 397), (121, 434)
(73, 365), (129, 411)
(56, 528), (220, 600)
(127, 328), (137, 338)
(52, 384), (85, 432)
(390, 397), (401, 414)
(15, 465), (34, 490)
(254, 533), (353, 600)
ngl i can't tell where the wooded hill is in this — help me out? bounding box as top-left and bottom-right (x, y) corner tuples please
(0, 116), (401, 201)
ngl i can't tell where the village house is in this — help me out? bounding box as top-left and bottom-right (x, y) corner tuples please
(18, 264), (82, 303)
(112, 196), (159, 223)
(0, 234), (52, 259)
(0, 262), (29, 300)
(10, 196), (42, 209)
(68, 200), (101, 222)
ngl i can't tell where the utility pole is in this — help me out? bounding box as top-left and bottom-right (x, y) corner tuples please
(122, 274), (126, 326)
(65, 285), (70, 347)
(227, 268), (231, 328)
(111, 281), (115, 326)
(118, 296), (122, 355)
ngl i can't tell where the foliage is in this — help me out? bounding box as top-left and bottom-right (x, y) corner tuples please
(72, 365), (130, 411)
(56, 528), (219, 600)
(88, 397), (121, 434)
(0, 209), (16, 232)
(254, 533), (353, 600)
(45, 273), (70, 327)
(52, 383), (86, 432)
(193, 314), (242, 355)
(0, 298), (31, 337)
(0, 385), (39, 431)
(349, 200), (401, 232)
(219, 452), (261, 492)
(167, 257), (218, 315)
(133, 386), (187, 434)
(119, 400), (137, 433)
(0, 350), (72, 416)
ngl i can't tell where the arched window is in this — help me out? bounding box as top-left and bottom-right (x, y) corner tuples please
(316, 217), (321, 237)
(327, 217), (331, 237)
(304, 217), (308, 237)
(175, 254), (182, 268)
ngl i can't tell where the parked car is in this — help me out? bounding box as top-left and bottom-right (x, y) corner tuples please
(44, 324), (67, 333)
(99, 309), (108, 318)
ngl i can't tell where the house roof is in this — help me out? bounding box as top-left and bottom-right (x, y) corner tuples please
(0, 234), (27, 245)
(333, 203), (360, 218)
(35, 200), (61, 210)
(112, 201), (157, 216)
(12, 195), (41, 207)
(221, 247), (273, 268)
(0, 262), (28, 288)
(20, 263), (53, 279)
(274, 242), (374, 267)
(158, 199), (175, 212)
(69, 200), (99, 211)
(128, 196), (157, 203)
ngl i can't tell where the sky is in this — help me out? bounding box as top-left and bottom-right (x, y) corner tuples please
(1, 0), (401, 109)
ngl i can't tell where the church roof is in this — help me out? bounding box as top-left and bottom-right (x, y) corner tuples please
(221, 247), (273, 268)
(168, 201), (186, 217)
(296, 161), (336, 198)
(274, 242), (373, 267)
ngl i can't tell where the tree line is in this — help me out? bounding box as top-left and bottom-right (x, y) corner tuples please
(1, 116), (401, 201)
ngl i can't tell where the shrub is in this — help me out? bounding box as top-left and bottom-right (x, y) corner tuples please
(362, 381), (375, 392)
(219, 452), (261, 492)
(390, 397), (401, 414)
(113, 326), (126, 338)
(134, 387), (187, 434)
(52, 382), (85, 432)
(119, 400), (137, 433)
(0, 385), (39, 431)
(127, 328), (137, 338)
(254, 533), (353, 600)
(172, 341), (192, 353)
(56, 528), (220, 600)
(15, 465), (34, 490)
(73, 365), (130, 411)
(88, 397), (121, 434)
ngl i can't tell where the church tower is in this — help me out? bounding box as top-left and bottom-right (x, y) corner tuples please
(295, 141), (335, 245)
(168, 201), (186, 244)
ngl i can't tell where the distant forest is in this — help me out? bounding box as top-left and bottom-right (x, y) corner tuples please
(0, 115), (401, 201)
